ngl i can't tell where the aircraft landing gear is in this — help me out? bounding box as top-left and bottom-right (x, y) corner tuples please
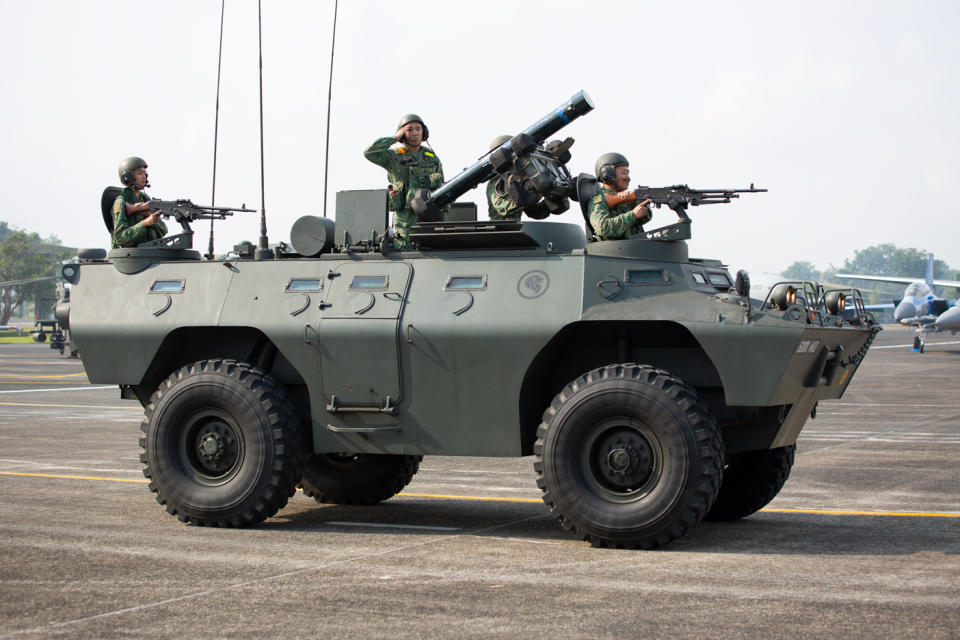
(912, 333), (925, 353)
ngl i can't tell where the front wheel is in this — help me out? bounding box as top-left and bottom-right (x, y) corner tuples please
(139, 359), (302, 526)
(535, 364), (724, 549)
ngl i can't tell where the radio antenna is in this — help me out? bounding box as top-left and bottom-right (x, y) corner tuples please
(255, 0), (271, 259)
(207, 0), (226, 261)
(322, 0), (339, 218)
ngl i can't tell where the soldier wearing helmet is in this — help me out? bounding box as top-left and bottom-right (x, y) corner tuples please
(588, 152), (652, 241)
(485, 135), (552, 222)
(111, 156), (167, 248)
(364, 114), (444, 249)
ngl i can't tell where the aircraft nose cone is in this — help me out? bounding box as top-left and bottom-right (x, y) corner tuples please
(894, 300), (916, 323)
(934, 305), (960, 330)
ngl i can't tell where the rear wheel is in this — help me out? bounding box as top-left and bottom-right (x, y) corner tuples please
(300, 453), (422, 505)
(705, 445), (795, 521)
(535, 364), (724, 549)
(140, 359), (302, 526)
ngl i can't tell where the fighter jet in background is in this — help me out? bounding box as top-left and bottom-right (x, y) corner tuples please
(836, 255), (960, 352)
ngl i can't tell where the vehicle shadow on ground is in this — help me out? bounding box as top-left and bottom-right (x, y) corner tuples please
(266, 495), (958, 556)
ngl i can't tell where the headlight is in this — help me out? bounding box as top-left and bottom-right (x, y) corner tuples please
(824, 291), (847, 315)
(770, 284), (797, 310)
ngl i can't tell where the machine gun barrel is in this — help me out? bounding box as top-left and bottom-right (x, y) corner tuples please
(414, 90), (594, 217)
(149, 198), (257, 222)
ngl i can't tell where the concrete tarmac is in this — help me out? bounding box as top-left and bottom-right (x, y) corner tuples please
(0, 328), (957, 639)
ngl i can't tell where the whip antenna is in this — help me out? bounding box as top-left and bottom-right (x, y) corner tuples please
(255, 0), (271, 259)
(322, 0), (339, 218)
(207, 0), (226, 261)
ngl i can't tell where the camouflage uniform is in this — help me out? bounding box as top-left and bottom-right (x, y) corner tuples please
(111, 188), (168, 248)
(364, 137), (444, 249)
(486, 178), (551, 221)
(588, 185), (650, 240)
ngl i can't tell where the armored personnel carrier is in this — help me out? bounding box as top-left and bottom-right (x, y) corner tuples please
(58, 91), (878, 548)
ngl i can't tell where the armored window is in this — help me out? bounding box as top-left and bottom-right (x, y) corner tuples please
(444, 275), (487, 290)
(349, 275), (388, 291)
(707, 272), (731, 287)
(625, 269), (668, 285)
(691, 272), (707, 285)
(150, 280), (184, 293)
(286, 279), (322, 292)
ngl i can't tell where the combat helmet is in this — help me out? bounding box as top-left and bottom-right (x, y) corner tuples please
(118, 156), (148, 187)
(397, 114), (429, 141)
(595, 152), (629, 185)
(489, 135), (511, 151)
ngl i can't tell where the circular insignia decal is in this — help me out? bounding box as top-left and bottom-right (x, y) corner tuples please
(517, 270), (550, 299)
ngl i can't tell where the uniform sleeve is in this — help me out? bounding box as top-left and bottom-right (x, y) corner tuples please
(588, 193), (635, 240)
(486, 181), (515, 220)
(364, 137), (398, 170)
(111, 195), (163, 248)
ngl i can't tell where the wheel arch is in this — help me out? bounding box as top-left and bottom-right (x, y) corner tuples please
(518, 320), (723, 455)
(130, 327), (311, 441)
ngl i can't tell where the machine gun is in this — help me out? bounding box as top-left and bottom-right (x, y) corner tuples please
(410, 90), (594, 222)
(605, 184), (767, 223)
(139, 199), (256, 250)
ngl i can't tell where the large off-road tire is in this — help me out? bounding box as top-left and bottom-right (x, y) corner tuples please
(139, 359), (302, 526)
(705, 445), (795, 521)
(300, 453), (422, 505)
(535, 364), (724, 549)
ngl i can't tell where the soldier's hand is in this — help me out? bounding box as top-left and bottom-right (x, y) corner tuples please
(395, 127), (407, 143)
(142, 211), (160, 227)
(633, 199), (652, 221)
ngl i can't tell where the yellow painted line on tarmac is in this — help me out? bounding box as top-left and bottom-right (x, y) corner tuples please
(400, 492), (542, 504)
(0, 473), (956, 519)
(0, 381), (94, 386)
(0, 471), (147, 483)
(0, 401), (138, 410)
(761, 507), (960, 518)
(0, 372), (87, 379)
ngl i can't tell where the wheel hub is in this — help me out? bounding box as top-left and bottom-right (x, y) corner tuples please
(581, 418), (662, 502)
(184, 414), (241, 479)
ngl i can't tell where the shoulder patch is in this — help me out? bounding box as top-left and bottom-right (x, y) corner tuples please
(424, 151), (435, 158)
(396, 147), (406, 155)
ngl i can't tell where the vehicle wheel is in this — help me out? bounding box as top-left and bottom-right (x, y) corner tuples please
(534, 364), (724, 549)
(139, 359), (302, 526)
(704, 445), (795, 521)
(300, 453), (422, 505)
(33, 332), (46, 343)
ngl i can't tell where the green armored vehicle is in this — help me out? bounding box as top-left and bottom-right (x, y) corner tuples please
(58, 92), (878, 548)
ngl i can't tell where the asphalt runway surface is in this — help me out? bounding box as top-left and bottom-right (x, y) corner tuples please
(0, 327), (957, 638)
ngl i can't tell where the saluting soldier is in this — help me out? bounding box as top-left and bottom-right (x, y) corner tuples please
(111, 156), (167, 248)
(486, 135), (552, 222)
(588, 153), (652, 241)
(364, 114), (444, 249)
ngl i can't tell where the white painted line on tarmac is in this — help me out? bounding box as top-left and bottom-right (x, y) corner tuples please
(326, 521), (460, 531)
(0, 386), (114, 394)
(871, 340), (960, 349)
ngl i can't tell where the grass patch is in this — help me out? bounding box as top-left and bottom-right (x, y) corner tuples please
(0, 335), (35, 344)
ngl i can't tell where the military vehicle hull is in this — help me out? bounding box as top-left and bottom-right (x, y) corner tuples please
(59, 219), (877, 547)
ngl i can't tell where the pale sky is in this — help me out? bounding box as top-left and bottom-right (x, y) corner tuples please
(1, 0), (957, 282)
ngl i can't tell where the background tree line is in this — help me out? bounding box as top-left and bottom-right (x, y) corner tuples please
(0, 221), (73, 325)
(783, 244), (959, 304)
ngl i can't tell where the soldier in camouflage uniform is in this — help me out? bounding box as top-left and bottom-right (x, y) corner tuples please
(364, 114), (444, 249)
(588, 152), (652, 241)
(111, 157), (168, 248)
(486, 135), (551, 222)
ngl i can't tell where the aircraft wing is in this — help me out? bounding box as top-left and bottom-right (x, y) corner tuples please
(835, 273), (960, 288)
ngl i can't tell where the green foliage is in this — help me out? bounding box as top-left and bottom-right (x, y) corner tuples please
(0, 227), (70, 324)
(842, 244), (951, 280)
(783, 261), (819, 281)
